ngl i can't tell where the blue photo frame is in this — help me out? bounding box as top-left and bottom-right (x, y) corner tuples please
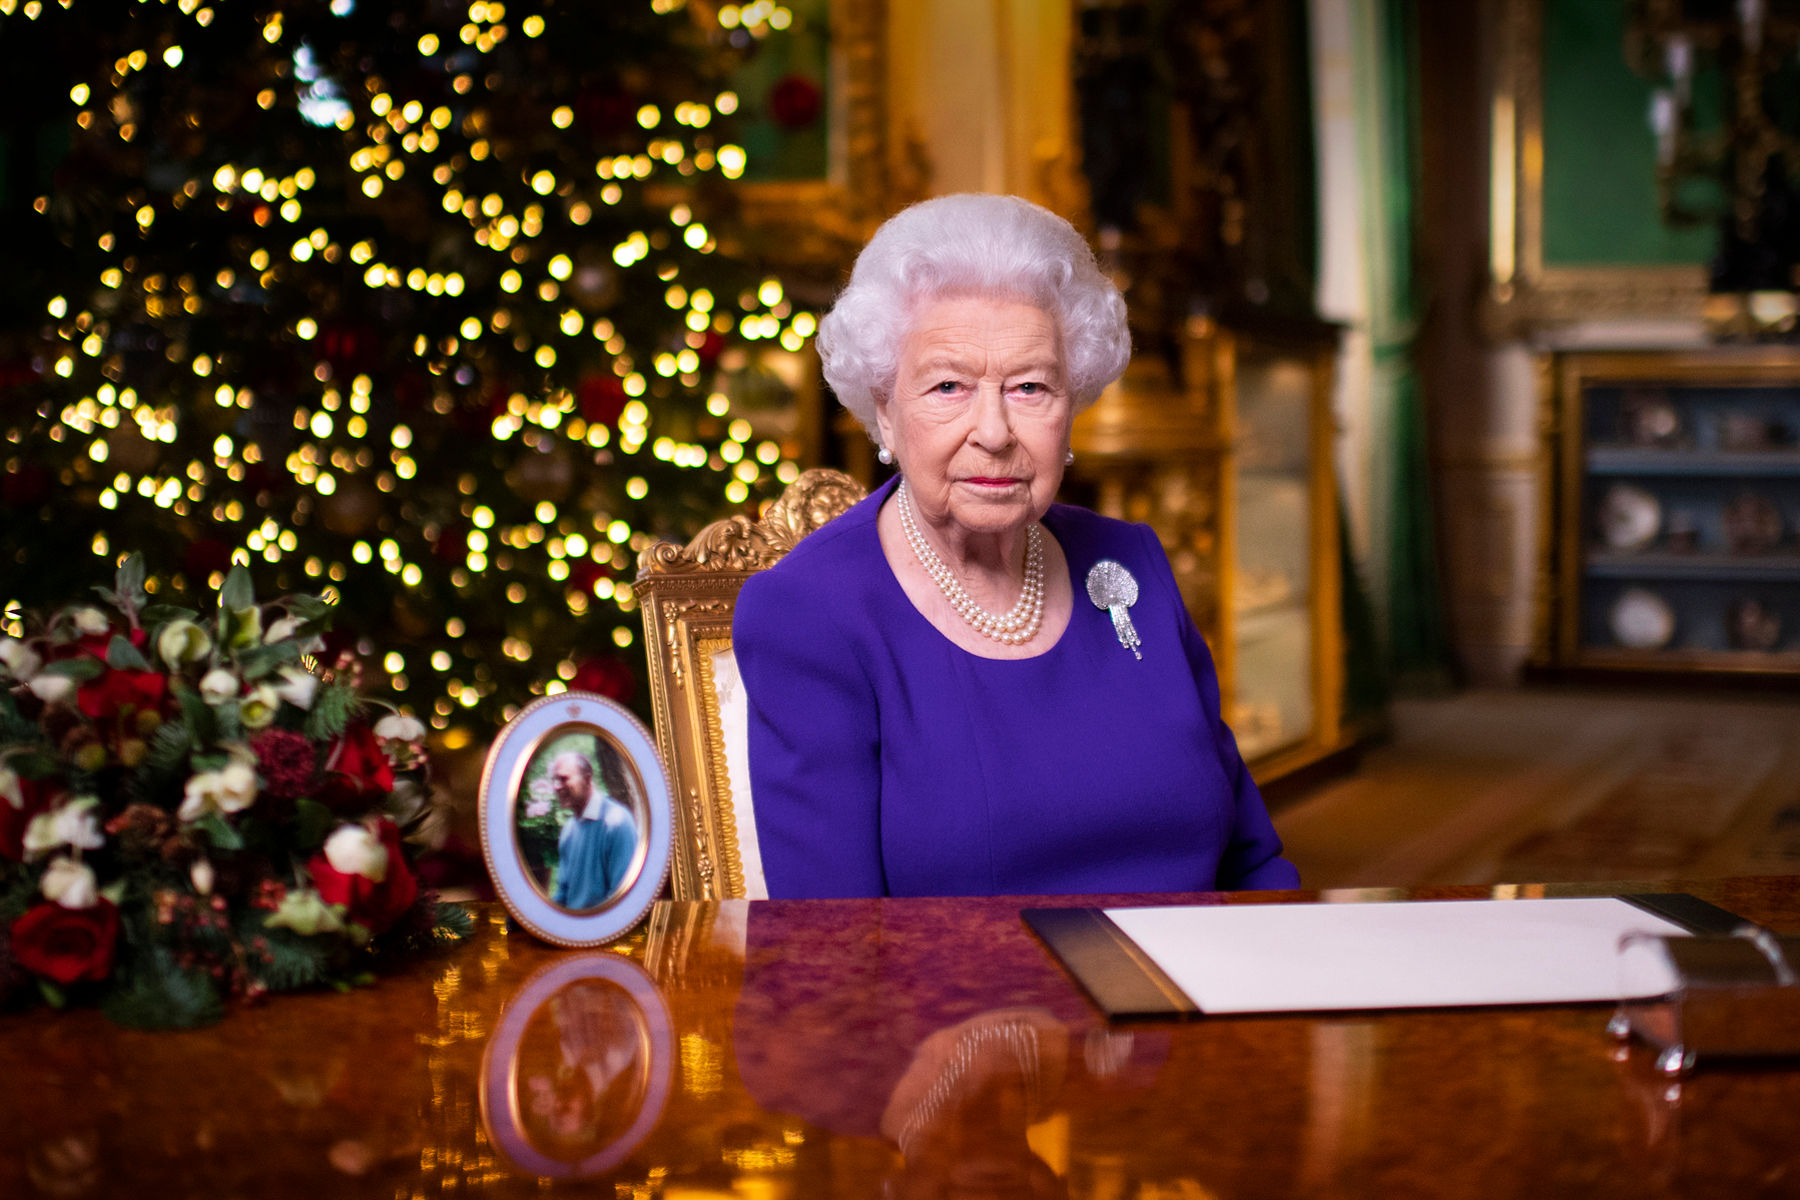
(479, 692), (673, 946)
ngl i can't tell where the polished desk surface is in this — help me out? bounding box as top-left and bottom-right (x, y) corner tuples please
(3, 878), (1799, 1199)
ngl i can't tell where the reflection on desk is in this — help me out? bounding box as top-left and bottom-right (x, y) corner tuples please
(1, 879), (1798, 1198)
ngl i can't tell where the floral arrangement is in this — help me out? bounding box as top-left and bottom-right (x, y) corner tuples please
(0, 556), (468, 1028)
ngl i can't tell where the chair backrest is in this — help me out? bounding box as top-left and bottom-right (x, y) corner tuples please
(635, 468), (866, 900)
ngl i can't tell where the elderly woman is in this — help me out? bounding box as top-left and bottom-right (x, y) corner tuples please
(733, 193), (1298, 898)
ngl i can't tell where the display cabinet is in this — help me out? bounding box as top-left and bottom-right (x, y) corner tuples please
(1067, 315), (1346, 778)
(1538, 349), (1800, 674)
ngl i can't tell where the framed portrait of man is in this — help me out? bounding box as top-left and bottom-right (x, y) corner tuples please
(480, 693), (674, 946)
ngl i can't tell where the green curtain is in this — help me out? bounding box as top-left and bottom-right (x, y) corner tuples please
(1365, 0), (1449, 685)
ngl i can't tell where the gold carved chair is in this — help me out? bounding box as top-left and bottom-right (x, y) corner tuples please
(635, 468), (866, 900)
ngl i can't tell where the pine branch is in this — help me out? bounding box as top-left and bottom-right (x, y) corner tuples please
(252, 926), (337, 993)
(432, 901), (473, 944)
(145, 718), (195, 774)
(304, 683), (361, 741)
(99, 924), (224, 1031)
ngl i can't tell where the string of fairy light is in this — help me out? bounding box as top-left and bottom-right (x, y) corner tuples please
(2, 0), (819, 732)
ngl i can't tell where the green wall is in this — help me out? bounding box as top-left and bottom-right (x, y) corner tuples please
(1540, 0), (1718, 266)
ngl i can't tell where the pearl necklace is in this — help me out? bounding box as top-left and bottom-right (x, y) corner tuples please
(897, 478), (1046, 646)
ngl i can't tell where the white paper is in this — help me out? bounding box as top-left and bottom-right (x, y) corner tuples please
(1104, 897), (1689, 1014)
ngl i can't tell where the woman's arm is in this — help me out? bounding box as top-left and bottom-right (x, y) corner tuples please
(733, 564), (888, 897)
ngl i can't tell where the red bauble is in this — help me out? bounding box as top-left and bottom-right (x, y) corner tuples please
(575, 85), (638, 139)
(579, 373), (628, 427)
(570, 656), (637, 703)
(696, 330), (726, 368)
(433, 522), (469, 562)
(769, 73), (823, 130)
(318, 322), (378, 375)
(568, 560), (609, 593)
(183, 537), (233, 580)
(2, 464), (52, 509)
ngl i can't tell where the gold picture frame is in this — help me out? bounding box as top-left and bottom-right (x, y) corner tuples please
(1486, 0), (1708, 334)
(727, 0), (909, 272)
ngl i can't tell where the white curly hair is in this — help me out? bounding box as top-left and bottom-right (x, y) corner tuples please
(816, 194), (1131, 439)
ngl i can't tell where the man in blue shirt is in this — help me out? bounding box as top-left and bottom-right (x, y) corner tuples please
(548, 751), (637, 909)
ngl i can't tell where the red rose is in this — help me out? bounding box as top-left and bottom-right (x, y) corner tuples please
(308, 820), (419, 935)
(1, 774), (55, 862)
(10, 900), (120, 985)
(77, 667), (167, 721)
(319, 721), (396, 809)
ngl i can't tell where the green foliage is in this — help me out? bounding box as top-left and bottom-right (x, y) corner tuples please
(144, 719), (195, 774)
(38, 656), (103, 683)
(234, 640), (302, 682)
(252, 925), (337, 993)
(0, 0), (805, 735)
(106, 634), (153, 672)
(304, 683), (361, 742)
(0, 868), (40, 924)
(172, 683), (217, 746)
(139, 604), (199, 626)
(432, 901), (474, 945)
(0, 691), (34, 744)
(290, 798), (334, 856)
(100, 943), (224, 1030)
(92, 553), (148, 619)
(195, 813), (245, 852)
(218, 566), (256, 615)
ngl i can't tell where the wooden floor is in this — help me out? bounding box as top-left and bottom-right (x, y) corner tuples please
(1271, 685), (1800, 890)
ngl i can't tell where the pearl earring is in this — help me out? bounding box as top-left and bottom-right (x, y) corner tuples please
(1064, 449), (1075, 466)
(877, 446), (894, 466)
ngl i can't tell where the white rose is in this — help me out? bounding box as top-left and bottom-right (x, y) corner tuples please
(199, 668), (239, 705)
(373, 713), (425, 743)
(0, 638), (42, 680)
(156, 619), (212, 669)
(240, 683), (279, 729)
(0, 765), (21, 809)
(191, 857), (215, 896)
(264, 615), (305, 644)
(216, 760), (259, 812)
(273, 665), (318, 710)
(323, 824), (388, 883)
(227, 605), (262, 650)
(41, 856), (98, 909)
(71, 608), (111, 637)
(266, 888), (344, 936)
(27, 674), (75, 706)
(23, 797), (103, 859)
(179, 770), (226, 822)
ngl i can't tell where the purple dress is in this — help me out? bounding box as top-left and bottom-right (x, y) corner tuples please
(733, 477), (1299, 899)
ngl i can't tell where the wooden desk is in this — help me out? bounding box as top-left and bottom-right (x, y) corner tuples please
(3, 879), (1797, 1198)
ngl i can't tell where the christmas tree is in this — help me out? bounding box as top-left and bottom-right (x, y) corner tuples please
(0, 0), (819, 740)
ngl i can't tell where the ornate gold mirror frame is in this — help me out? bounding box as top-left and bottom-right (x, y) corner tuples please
(727, 0), (906, 272)
(1486, 0), (1707, 334)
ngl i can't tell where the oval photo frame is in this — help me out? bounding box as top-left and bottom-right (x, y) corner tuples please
(479, 692), (673, 946)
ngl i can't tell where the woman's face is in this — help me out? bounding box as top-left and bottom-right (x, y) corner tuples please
(875, 294), (1072, 545)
